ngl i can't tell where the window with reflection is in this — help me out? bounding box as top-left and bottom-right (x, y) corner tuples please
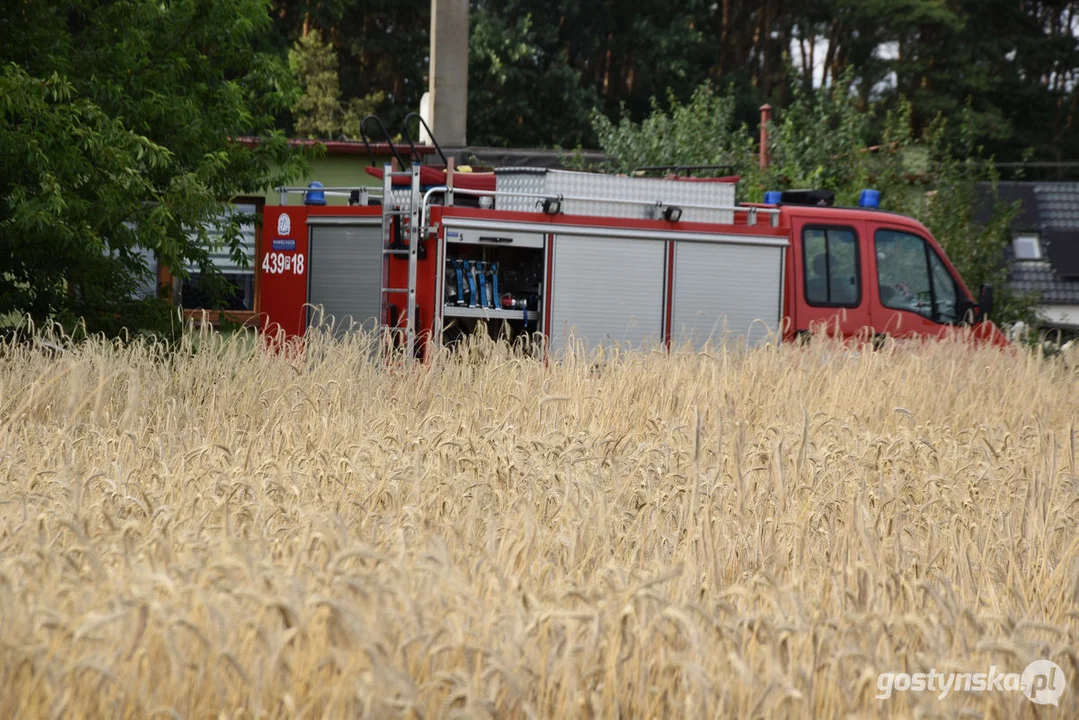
(875, 229), (960, 323)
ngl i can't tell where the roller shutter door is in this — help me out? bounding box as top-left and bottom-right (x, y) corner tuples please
(307, 223), (382, 333)
(672, 240), (785, 348)
(549, 235), (666, 353)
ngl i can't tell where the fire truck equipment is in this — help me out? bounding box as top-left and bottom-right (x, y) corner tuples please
(487, 262), (500, 309)
(859, 189), (881, 208)
(475, 261), (488, 308)
(467, 261), (479, 308)
(304, 182), (326, 206)
(501, 295), (530, 328)
(263, 152), (1007, 360)
(391, 206), (404, 249)
(780, 189), (835, 206)
(452, 259), (467, 306)
(445, 260), (459, 304)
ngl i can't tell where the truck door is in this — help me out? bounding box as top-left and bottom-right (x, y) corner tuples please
(791, 218), (873, 337)
(867, 222), (967, 338)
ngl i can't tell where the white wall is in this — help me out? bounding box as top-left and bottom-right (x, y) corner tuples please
(1038, 304), (1079, 329)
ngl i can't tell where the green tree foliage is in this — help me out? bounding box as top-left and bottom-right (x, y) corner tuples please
(468, 8), (599, 147)
(265, 1), (1078, 164)
(289, 30), (385, 140)
(271, 0), (429, 136)
(588, 80), (1040, 325)
(590, 85), (754, 173)
(289, 31), (345, 140)
(805, 0), (1079, 163)
(1, 0), (304, 332)
(469, 0), (1075, 162)
(763, 73), (875, 201)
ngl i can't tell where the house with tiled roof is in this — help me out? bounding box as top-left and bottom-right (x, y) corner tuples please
(991, 182), (1079, 330)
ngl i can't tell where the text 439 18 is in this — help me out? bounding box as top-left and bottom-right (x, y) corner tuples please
(262, 252), (304, 275)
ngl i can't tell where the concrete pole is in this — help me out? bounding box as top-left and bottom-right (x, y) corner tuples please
(429, 0), (469, 148)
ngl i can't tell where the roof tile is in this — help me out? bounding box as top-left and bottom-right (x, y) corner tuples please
(1035, 183), (1079, 230)
(1003, 184), (1079, 305)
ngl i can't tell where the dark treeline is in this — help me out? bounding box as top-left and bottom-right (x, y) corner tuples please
(1, 0), (1074, 329)
(275, 1), (1079, 162)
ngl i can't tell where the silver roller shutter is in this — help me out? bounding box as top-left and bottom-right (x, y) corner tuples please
(550, 235), (666, 353)
(307, 223), (383, 333)
(672, 240), (785, 348)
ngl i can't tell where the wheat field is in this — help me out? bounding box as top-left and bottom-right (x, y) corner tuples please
(0, 327), (1076, 719)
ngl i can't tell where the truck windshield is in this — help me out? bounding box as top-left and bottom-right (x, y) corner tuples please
(875, 229), (959, 323)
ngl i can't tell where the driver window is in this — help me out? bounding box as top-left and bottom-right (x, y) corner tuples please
(875, 229), (959, 324)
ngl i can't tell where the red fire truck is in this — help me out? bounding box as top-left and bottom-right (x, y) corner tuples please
(257, 161), (1005, 357)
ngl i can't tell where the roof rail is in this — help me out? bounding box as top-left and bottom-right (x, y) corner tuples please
(402, 112), (448, 167)
(419, 186), (781, 227)
(633, 164), (737, 177)
(275, 186), (384, 206)
(360, 115), (405, 169)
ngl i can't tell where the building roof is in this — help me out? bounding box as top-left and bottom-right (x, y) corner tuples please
(232, 136), (437, 159)
(449, 146), (608, 170)
(1036, 183), (1079, 229)
(232, 136), (610, 170)
(1010, 261), (1079, 304)
(987, 182), (1079, 306)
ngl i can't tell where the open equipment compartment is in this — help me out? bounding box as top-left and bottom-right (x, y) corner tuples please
(438, 224), (546, 344)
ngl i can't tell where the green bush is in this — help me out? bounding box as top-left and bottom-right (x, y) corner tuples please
(585, 76), (1040, 326)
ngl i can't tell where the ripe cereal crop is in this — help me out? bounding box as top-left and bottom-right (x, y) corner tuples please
(0, 326), (1076, 718)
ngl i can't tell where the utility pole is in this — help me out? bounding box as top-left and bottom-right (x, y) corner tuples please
(428, 0), (469, 147)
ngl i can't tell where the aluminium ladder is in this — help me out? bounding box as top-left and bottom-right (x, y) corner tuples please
(380, 162), (422, 360)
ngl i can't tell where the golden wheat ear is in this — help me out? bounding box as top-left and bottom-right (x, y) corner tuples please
(0, 332), (1074, 718)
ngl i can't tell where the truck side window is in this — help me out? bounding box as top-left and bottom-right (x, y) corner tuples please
(875, 229), (960, 323)
(803, 227), (860, 307)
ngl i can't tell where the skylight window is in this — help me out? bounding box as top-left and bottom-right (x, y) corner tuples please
(1014, 233), (1042, 261)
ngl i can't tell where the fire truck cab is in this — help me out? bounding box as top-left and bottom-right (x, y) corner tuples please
(779, 199), (999, 343)
(257, 164), (1003, 356)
